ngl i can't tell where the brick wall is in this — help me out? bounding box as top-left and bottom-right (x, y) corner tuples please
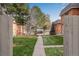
(13, 21), (25, 36)
(68, 8), (79, 15)
(55, 23), (62, 35)
(61, 8), (79, 35)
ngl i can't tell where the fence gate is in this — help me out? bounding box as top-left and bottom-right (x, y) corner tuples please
(64, 16), (79, 56)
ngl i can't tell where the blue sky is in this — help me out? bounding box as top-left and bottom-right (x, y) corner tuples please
(29, 3), (68, 22)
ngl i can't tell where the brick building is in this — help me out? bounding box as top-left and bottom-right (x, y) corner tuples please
(13, 21), (26, 36)
(54, 20), (62, 35)
(50, 20), (62, 35)
(60, 3), (79, 34)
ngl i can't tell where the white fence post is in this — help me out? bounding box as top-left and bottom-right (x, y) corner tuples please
(0, 14), (13, 56)
(64, 16), (79, 56)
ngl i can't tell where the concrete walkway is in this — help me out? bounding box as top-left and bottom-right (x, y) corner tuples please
(44, 45), (64, 48)
(33, 35), (46, 56)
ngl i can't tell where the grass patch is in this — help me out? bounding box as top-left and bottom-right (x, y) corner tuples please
(13, 36), (37, 56)
(45, 47), (64, 56)
(43, 35), (63, 45)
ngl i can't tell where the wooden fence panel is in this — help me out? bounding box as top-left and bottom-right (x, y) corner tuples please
(64, 16), (79, 56)
(0, 15), (13, 56)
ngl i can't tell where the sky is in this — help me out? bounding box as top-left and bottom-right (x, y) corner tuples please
(29, 3), (68, 22)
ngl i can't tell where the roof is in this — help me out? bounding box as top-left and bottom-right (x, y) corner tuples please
(60, 3), (79, 16)
(54, 20), (61, 24)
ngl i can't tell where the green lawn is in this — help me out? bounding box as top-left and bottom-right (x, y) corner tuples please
(13, 36), (37, 56)
(45, 47), (64, 56)
(43, 35), (63, 45)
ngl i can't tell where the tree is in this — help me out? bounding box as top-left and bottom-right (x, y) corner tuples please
(30, 6), (51, 35)
(43, 15), (51, 30)
(1, 3), (30, 25)
(31, 6), (50, 28)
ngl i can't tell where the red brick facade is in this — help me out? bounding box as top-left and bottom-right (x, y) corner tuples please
(61, 8), (79, 35)
(13, 21), (25, 36)
(55, 23), (62, 35)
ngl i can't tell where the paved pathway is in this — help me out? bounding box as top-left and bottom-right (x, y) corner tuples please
(44, 45), (64, 48)
(33, 35), (46, 56)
